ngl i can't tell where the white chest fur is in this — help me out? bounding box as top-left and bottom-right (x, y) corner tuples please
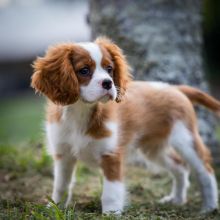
(46, 103), (118, 166)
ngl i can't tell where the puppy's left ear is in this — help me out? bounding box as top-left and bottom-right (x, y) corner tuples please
(31, 44), (79, 105)
(95, 37), (132, 102)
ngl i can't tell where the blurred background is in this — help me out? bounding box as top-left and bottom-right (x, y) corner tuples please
(0, 0), (219, 144)
(0, 0), (90, 143)
(0, 0), (220, 218)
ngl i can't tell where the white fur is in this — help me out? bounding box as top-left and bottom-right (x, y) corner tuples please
(147, 81), (169, 89)
(101, 178), (126, 214)
(169, 121), (218, 212)
(46, 102), (92, 157)
(78, 42), (117, 103)
(78, 42), (102, 66)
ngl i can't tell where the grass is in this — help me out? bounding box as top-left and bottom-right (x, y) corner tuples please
(216, 127), (220, 141)
(0, 94), (220, 219)
(0, 92), (45, 144)
(1, 143), (220, 220)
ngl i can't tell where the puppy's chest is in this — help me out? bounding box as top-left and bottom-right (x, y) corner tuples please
(50, 117), (118, 166)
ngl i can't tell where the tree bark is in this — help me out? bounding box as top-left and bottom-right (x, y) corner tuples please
(89, 0), (220, 162)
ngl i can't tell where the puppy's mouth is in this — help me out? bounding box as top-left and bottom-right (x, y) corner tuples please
(80, 93), (114, 104)
(98, 94), (113, 103)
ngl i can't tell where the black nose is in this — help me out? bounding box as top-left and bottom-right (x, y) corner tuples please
(102, 79), (112, 90)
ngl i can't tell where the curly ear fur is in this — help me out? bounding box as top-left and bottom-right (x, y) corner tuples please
(95, 37), (132, 102)
(31, 44), (79, 105)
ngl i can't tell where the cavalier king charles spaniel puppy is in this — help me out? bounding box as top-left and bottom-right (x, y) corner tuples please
(31, 37), (220, 214)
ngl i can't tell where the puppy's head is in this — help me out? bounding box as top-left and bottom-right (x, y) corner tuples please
(31, 37), (132, 105)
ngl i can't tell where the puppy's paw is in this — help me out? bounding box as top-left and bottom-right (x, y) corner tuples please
(102, 209), (122, 215)
(102, 204), (123, 215)
(159, 195), (186, 205)
(200, 204), (218, 214)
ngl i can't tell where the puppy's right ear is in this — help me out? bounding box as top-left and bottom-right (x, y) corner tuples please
(31, 44), (79, 105)
(95, 37), (132, 102)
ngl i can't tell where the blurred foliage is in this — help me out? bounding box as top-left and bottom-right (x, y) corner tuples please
(0, 94), (45, 144)
(204, 0), (220, 32)
(203, 0), (220, 80)
(0, 143), (51, 174)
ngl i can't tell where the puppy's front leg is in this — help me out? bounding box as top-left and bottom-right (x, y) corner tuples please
(101, 150), (126, 214)
(52, 153), (77, 207)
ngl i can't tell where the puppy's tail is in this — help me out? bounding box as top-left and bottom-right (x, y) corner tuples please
(177, 85), (220, 116)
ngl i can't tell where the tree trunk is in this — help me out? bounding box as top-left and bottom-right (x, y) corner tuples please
(89, 0), (220, 162)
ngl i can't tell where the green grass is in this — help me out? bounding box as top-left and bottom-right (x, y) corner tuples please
(1, 143), (219, 219)
(0, 94), (220, 219)
(0, 93), (45, 144)
(216, 127), (220, 142)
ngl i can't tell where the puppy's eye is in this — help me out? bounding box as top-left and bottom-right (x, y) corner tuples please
(106, 66), (113, 74)
(79, 67), (90, 76)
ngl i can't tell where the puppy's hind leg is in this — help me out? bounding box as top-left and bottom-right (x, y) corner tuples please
(157, 149), (190, 205)
(193, 132), (218, 213)
(169, 121), (218, 213)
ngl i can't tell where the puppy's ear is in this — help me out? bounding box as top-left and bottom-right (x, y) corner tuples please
(95, 37), (132, 102)
(31, 44), (79, 105)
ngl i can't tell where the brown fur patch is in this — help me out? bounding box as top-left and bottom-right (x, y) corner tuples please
(116, 82), (183, 153)
(177, 85), (220, 114)
(115, 82), (204, 159)
(86, 102), (116, 139)
(71, 47), (96, 86)
(193, 131), (214, 173)
(101, 148), (123, 181)
(117, 81), (214, 172)
(169, 149), (186, 166)
(46, 100), (62, 123)
(31, 43), (96, 105)
(54, 153), (63, 160)
(31, 44), (80, 105)
(99, 45), (114, 78)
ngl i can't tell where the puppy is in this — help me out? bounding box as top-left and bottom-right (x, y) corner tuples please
(31, 37), (220, 214)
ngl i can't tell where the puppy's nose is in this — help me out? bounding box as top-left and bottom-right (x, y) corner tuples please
(102, 79), (112, 90)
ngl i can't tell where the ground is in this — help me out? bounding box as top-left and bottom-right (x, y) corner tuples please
(0, 94), (220, 220)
